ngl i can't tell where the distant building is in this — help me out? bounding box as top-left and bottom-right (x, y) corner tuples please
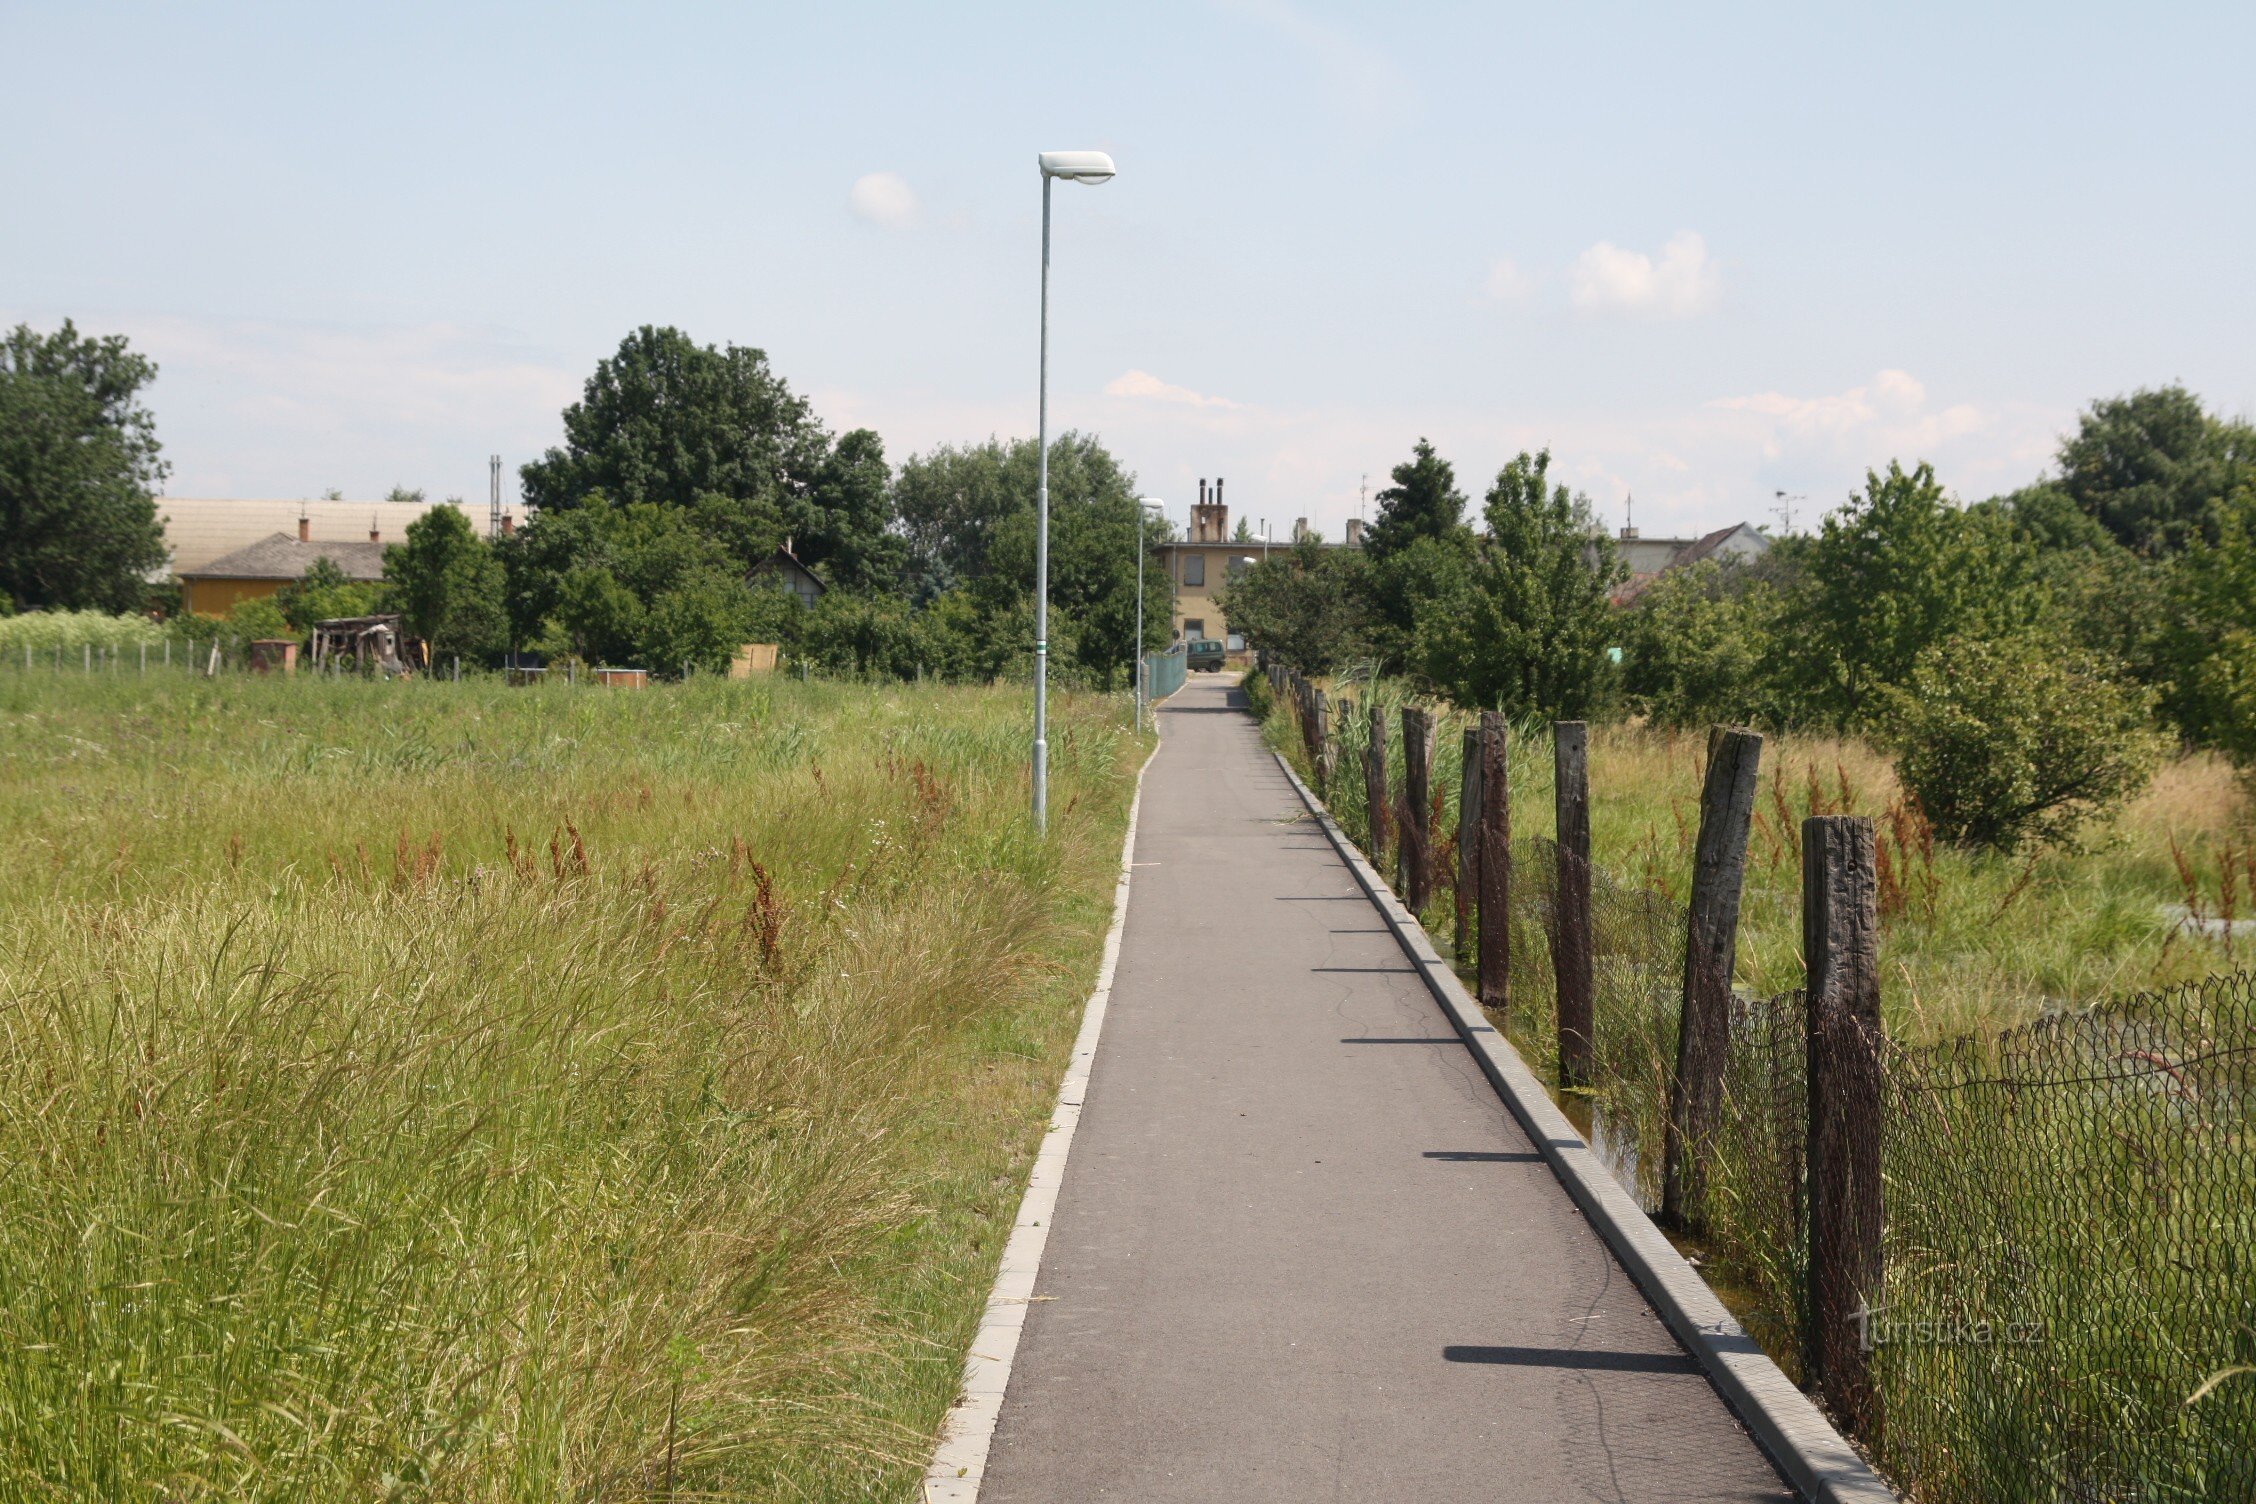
(750, 543), (825, 608)
(1610, 520), (1771, 604)
(159, 497), (488, 616)
(1151, 479), (1362, 660)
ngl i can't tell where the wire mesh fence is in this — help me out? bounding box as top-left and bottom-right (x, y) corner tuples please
(1265, 672), (2256, 1503)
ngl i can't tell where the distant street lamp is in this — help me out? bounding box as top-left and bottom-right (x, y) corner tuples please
(1031, 149), (1116, 835)
(1135, 497), (1165, 730)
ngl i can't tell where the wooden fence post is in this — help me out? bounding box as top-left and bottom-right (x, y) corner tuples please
(1313, 691), (1332, 794)
(1552, 721), (1595, 1089)
(1477, 712), (1511, 1014)
(1456, 727), (1482, 966)
(1398, 707), (1435, 911)
(1803, 815), (1884, 1441)
(1364, 703), (1391, 866)
(1662, 725), (1764, 1231)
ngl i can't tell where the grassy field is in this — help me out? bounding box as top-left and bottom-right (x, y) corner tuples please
(0, 667), (1145, 1501)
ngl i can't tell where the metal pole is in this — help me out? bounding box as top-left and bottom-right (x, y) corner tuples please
(1135, 499), (1145, 730)
(1032, 170), (1053, 833)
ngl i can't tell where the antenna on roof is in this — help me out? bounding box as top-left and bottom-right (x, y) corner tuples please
(490, 455), (503, 541)
(1772, 488), (1800, 536)
(1358, 473), (1367, 520)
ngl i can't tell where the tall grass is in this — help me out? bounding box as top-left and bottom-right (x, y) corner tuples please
(1260, 670), (2248, 1039)
(0, 669), (1144, 1499)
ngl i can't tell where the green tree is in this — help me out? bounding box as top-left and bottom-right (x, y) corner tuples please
(0, 321), (170, 613)
(2156, 485), (2256, 751)
(520, 326), (900, 593)
(275, 557), (385, 631)
(385, 504), (508, 662)
(1361, 439), (1474, 668)
(1884, 631), (2164, 850)
(1796, 461), (2042, 728)
(498, 493), (762, 674)
(887, 433), (1155, 686)
(1415, 449), (1622, 718)
(1215, 536), (1374, 673)
(2056, 386), (2256, 555)
(1364, 438), (1468, 561)
(1621, 559), (1785, 728)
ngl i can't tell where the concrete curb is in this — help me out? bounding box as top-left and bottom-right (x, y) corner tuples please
(921, 736), (1163, 1503)
(1273, 750), (1897, 1504)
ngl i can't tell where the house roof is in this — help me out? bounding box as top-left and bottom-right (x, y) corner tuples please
(156, 498), (484, 577)
(1669, 522), (1763, 569)
(1610, 521), (1771, 606)
(178, 533), (392, 583)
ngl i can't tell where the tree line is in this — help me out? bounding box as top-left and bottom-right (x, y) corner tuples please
(1220, 389), (2256, 851)
(0, 322), (1176, 684)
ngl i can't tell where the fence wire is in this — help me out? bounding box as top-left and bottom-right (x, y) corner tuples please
(1275, 682), (2256, 1504)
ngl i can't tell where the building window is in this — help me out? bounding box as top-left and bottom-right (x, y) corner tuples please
(1183, 553), (1205, 587)
(1184, 618), (1205, 640)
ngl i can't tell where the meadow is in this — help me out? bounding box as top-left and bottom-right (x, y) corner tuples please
(0, 665), (1144, 1501)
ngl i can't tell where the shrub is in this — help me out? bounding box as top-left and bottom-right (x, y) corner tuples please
(1620, 559), (1786, 728)
(1883, 632), (2164, 850)
(226, 595), (294, 642)
(0, 609), (164, 655)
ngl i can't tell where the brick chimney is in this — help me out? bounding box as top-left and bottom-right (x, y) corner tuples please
(1344, 517), (1366, 547)
(369, 514), (380, 544)
(298, 513), (311, 543)
(500, 512), (516, 537)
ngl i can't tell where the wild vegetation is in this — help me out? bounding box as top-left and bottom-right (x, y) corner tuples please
(0, 667), (1143, 1499)
(1228, 388), (2256, 855)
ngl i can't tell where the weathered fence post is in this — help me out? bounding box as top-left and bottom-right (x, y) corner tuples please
(1662, 725), (1765, 1231)
(1456, 727), (1483, 966)
(1803, 815), (1884, 1441)
(1399, 707), (1435, 911)
(1477, 712), (1511, 1013)
(1312, 690), (1331, 794)
(1364, 703), (1391, 866)
(1553, 721), (1595, 1089)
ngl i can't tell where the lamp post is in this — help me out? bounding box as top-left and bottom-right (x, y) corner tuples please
(1135, 497), (1165, 730)
(1032, 149), (1116, 834)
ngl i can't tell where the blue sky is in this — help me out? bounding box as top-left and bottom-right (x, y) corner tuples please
(5, 0), (2251, 541)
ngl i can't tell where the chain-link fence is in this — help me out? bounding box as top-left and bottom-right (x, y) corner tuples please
(1268, 676), (2256, 1503)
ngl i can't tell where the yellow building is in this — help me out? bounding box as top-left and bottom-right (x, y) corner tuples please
(1151, 486), (1362, 661)
(160, 498), (490, 617)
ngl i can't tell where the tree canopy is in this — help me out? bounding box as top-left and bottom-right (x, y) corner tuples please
(0, 321), (170, 613)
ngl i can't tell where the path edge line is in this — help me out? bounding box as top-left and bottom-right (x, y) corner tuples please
(920, 732), (1163, 1503)
(1272, 749), (1896, 1504)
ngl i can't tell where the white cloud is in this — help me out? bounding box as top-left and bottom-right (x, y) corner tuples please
(1710, 369), (1984, 450)
(1481, 258), (1533, 303)
(1569, 230), (1721, 318)
(847, 171), (918, 229)
(1104, 369), (1241, 410)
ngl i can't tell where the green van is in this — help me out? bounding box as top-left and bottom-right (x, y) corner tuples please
(1186, 638), (1227, 673)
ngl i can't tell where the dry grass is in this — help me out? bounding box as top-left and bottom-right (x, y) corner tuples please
(0, 668), (1144, 1500)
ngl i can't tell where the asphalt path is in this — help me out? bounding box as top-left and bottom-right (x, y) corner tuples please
(977, 672), (1794, 1502)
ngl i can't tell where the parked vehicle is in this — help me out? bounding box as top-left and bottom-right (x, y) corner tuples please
(1186, 638), (1227, 673)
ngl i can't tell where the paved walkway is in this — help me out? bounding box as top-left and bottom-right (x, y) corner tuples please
(978, 674), (1793, 1502)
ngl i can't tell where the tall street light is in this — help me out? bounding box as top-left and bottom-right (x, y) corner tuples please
(1032, 148), (1116, 834)
(1135, 497), (1165, 731)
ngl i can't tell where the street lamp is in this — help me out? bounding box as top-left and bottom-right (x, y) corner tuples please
(1032, 148), (1116, 834)
(1135, 497), (1165, 731)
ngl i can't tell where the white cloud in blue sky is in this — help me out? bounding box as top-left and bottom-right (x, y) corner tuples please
(3, 0), (2250, 538)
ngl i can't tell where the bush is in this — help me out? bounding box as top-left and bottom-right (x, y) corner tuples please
(0, 609), (164, 655)
(1883, 632), (2164, 850)
(1620, 559), (1786, 728)
(226, 595), (294, 642)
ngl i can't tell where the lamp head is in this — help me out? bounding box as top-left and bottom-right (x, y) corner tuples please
(1039, 150), (1116, 183)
